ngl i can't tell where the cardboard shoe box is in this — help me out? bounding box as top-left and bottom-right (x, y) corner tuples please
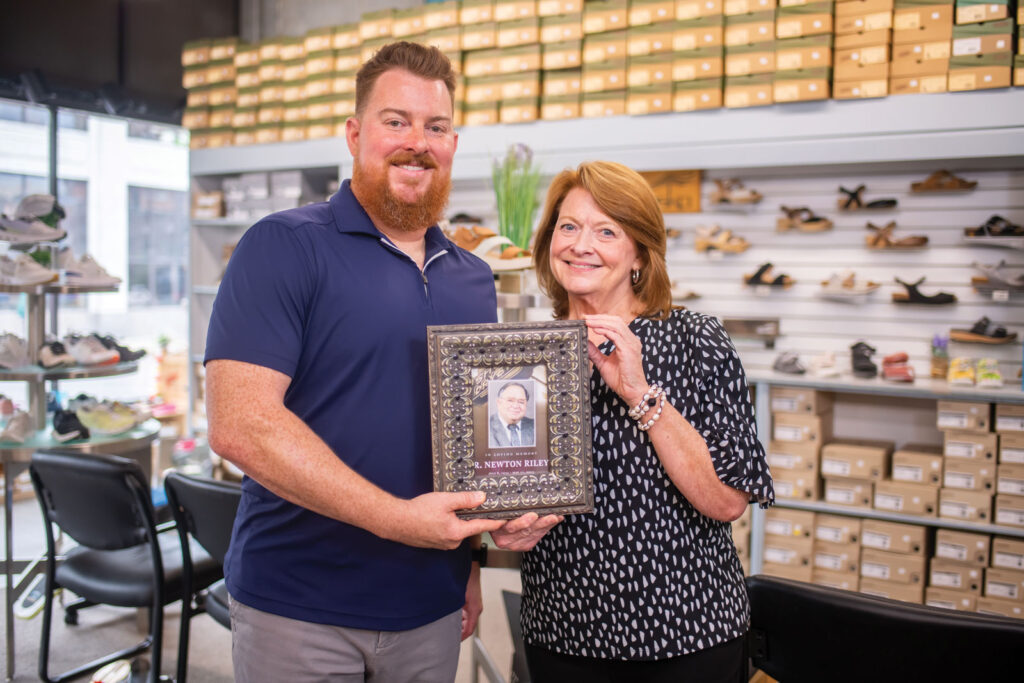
(773, 66), (832, 100)
(834, 42), (891, 80)
(725, 0), (778, 14)
(762, 534), (815, 568)
(939, 487), (992, 522)
(813, 568), (860, 590)
(677, 0), (727, 20)
(935, 529), (990, 565)
(581, 89), (628, 116)
(775, 34), (833, 69)
(771, 468), (822, 500)
(765, 508), (816, 538)
(995, 494), (1024, 527)
(627, 53), (674, 86)
(626, 83), (674, 113)
(997, 464), (1024, 497)
(674, 15), (727, 50)
(542, 68), (583, 96)
(976, 596), (1024, 619)
(539, 0), (584, 17)
(944, 458), (996, 492)
(814, 540), (860, 574)
(726, 40), (777, 75)
(672, 46), (726, 80)
(993, 537), (1024, 570)
(926, 586), (977, 611)
(815, 513), (862, 544)
(627, 22), (677, 56)
(835, 0), (895, 34)
(951, 18), (1014, 56)
(825, 477), (874, 508)
(584, 31), (628, 63)
(583, 59), (628, 92)
(543, 40), (583, 70)
(833, 75), (889, 96)
(540, 14), (584, 44)
(930, 557), (984, 593)
(762, 560), (814, 582)
(725, 71), (778, 106)
(583, 0), (630, 33)
(873, 480), (938, 515)
(725, 10), (776, 46)
(776, 1), (836, 39)
(822, 439), (894, 481)
(949, 52), (1013, 89)
(628, 0), (676, 26)
(937, 400), (992, 432)
(768, 440), (820, 474)
(955, 0), (1011, 24)
(1001, 433), (1024, 464)
(541, 93), (582, 119)
(861, 519), (927, 555)
(943, 429), (998, 460)
(996, 404), (1024, 434)
(984, 567), (1024, 602)
(860, 577), (924, 603)
(892, 445), (944, 485)
(672, 76), (724, 109)
(890, 72), (949, 92)
(893, 0), (955, 45)
(774, 412), (833, 444)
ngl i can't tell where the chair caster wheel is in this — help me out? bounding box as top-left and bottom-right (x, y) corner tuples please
(64, 611), (79, 625)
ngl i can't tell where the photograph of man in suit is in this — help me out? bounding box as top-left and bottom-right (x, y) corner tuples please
(488, 381), (536, 448)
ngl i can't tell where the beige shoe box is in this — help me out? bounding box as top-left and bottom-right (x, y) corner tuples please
(985, 567), (1024, 602)
(540, 13), (584, 43)
(993, 538), (1024, 570)
(499, 98), (539, 123)
(762, 560), (814, 582)
(996, 404), (1024, 434)
(926, 586), (977, 611)
(771, 468), (822, 500)
(824, 477), (874, 508)
(540, 94), (582, 120)
(995, 494), (1024, 528)
(943, 429), (998, 461)
(674, 15), (726, 50)
(822, 439), (894, 481)
(814, 540), (861, 574)
(813, 568), (860, 591)
(497, 17), (540, 48)
(628, 53), (674, 86)
(543, 40), (583, 70)
(626, 84), (674, 113)
(861, 519), (927, 555)
(944, 458), (996, 492)
(976, 596), (1024, 619)
(462, 22), (498, 50)
(725, 41), (777, 75)
(725, 0), (778, 14)
(815, 513), (862, 545)
(937, 400), (992, 433)
(773, 67), (832, 100)
(539, 0), (584, 17)
(627, 22), (677, 57)
(582, 59), (628, 92)
(776, 2), (835, 39)
(835, 0), (894, 34)
(763, 534), (815, 568)
(581, 89), (628, 116)
(935, 529), (990, 566)
(768, 440), (820, 475)
(832, 76), (889, 97)
(495, 0), (538, 21)
(955, 0), (1010, 24)
(725, 10), (776, 46)
(874, 480), (939, 516)
(890, 73), (949, 93)
(930, 557), (984, 594)
(775, 34), (833, 69)
(677, 0), (727, 20)
(628, 0), (676, 26)
(583, 0), (629, 33)
(997, 464), (1024, 497)
(765, 508), (816, 538)
(834, 43), (890, 80)
(940, 488), (993, 523)
(1000, 433), (1024, 464)
(584, 30), (628, 63)
(774, 412), (833, 445)
(331, 25), (360, 50)
(893, 3), (954, 45)
(460, 0), (495, 24)
(892, 445), (943, 485)
(672, 77), (724, 109)
(860, 576), (924, 603)
(672, 46), (726, 80)
(952, 60), (1011, 94)
(463, 102), (499, 126)
(542, 68), (583, 96)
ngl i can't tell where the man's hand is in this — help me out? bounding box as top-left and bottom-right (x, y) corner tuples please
(461, 561), (483, 640)
(380, 491), (505, 549)
(490, 512), (563, 551)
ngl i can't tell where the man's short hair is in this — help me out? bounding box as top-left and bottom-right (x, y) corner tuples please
(355, 41), (457, 116)
(497, 381), (530, 401)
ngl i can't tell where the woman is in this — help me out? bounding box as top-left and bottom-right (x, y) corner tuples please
(508, 161), (773, 682)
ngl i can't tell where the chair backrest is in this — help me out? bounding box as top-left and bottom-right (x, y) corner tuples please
(747, 574), (1024, 683)
(164, 471), (242, 563)
(30, 450), (154, 550)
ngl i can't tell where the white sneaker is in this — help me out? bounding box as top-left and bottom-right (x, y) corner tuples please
(90, 659), (132, 683)
(0, 194), (66, 245)
(57, 249), (121, 286)
(65, 335), (120, 366)
(38, 341), (76, 369)
(0, 334), (30, 369)
(0, 410), (32, 443)
(810, 352), (841, 378)
(0, 253), (59, 285)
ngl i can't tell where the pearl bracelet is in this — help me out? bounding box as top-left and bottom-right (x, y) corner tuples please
(637, 390), (666, 432)
(628, 383), (664, 420)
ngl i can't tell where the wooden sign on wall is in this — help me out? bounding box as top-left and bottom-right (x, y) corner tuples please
(639, 170), (702, 213)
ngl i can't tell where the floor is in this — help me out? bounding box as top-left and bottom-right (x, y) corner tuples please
(2, 495), (520, 682)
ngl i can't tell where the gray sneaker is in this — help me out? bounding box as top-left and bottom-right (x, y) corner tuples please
(0, 194), (67, 244)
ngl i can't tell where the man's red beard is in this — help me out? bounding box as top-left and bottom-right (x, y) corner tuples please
(351, 151), (451, 233)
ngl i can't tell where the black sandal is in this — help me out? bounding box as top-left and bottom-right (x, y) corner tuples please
(891, 277), (957, 305)
(964, 215), (1024, 237)
(745, 262), (794, 288)
(850, 341), (877, 378)
(839, 185), (898, 211)
(949, 316), (1018, 344)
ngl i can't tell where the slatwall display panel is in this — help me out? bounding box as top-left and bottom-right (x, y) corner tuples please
(448, 166), (1023, 384)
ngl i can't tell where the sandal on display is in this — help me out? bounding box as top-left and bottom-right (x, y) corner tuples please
(773, 351), (806, 375)
(964, 215), (1024, 238)
(744, 262), (795, 288)
(949, 316), (1017, 344)
(891, 277), (957, 305)
(694, 224), (750, 253)
(710, 178), (763, 204)
(838, 184), (898, 211)
(976, 358), (1003, 388)
(911, 170), (977, 193)
(850, 341), (878, 379)
(819, 270), (880, 301)
(947, 357), (975, 385)
(810, 352), (841, 378)
(446, 225), (534, 271)
(777, 205), (833, 232)
(970, 260), (1024, 291)
(666, 227), (683, 239)
(670, 281), (700, 301)
(865, 221), (928, 249)
(881, 351), (915, 383)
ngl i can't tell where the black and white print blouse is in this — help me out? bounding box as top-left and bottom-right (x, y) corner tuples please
(521, 308), (774, 661)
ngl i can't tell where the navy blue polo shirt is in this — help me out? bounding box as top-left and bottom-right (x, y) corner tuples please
(206, 180), (497, 630)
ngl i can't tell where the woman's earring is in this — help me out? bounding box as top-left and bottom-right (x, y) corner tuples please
(631, 269), (640, 285)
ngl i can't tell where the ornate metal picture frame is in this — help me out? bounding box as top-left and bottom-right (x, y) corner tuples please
(427, 320), (595, 519)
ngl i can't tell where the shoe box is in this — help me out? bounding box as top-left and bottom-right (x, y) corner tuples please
(673, 16), (725, 53)
(765, 507), (816, 539)
(672, 46), (725, 82)
(773, 66), (832, 101)
(874, 480), (939, 515)
(542, 68), (582, 97)
(500, 97), (540, 123)
(626, 21), (676, 59)
(762, 532), (814, 575)
(943, 458), (996, 492)
(676, 0), (724, 20)
(833, 27), (893, 96)
(893, 0), (955, 44)
(1016, 54), (1024, 86)
(937, 400), (992, 432)
(772, 467), (822, 499)
(995, 494), (1024, 527)
(725, 40), (776, 76)
(583, 30), (627, 65)
(725, 72), (775, 106)
(930, 557), (985, 594)
(672, 77), (724, 110)
(768, 439), (820, 477)
(892, 444), (944, 485)
(462, 22), (496, 52)
(464, 102), (499, 126)
(497, 17), (540, 49)
(775, 33), (833, 71)
(993, 538), (1024, 570)
(955, 0), (1011, 24)
(815, 513), (862, 545)
(814, 539), (861, 575)
(935, 529), (990, 565)
(943, 429), (998, 460)
(627, 53), (673, 87)
(997, 463), (1024, 497)
(814, 567), (861, 590)
(949, 50), (1013, 90)
(771, 386), (835, 415)
(984, 567), (1024, 602)
(939, 487), (992, 522)
(836, 0), (894, 34)
(996, 404), (1024, 435)
(583, 0), (628, 34)
(725, 10), (775, 47)
(581, 89), (627, 117)
(761, 559), (815, 582)
(861, 519), (928, 555)
(952, 17), (1014, 57)
(821, 439), (894, 481)
(861, 547), (927, 585)
(977, 596), (1024, 618)
(926, 586), (978, 610)
(626, 84), (673, 114)
(540, 14), (583, 47)
(582, 60), (627, 93)
(773, 411), (833, 445)
(776, 1), (835, 39)
(824, 476), (874, 508)
(540, 94), (581, 120)
(860, 576), (925, 603)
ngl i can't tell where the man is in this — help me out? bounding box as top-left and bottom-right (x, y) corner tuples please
(488, 381), (536, 448)
(205, 42), (557, 682)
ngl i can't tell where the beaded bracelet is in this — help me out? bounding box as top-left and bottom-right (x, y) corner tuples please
(637, 390), (667, 432)
(628, 383), (664, 420)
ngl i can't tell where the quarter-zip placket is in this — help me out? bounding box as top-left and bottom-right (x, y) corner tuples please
(378, 236), (449, 300)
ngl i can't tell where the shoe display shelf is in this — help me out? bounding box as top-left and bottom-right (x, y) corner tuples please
(745, 371), (1024, 576)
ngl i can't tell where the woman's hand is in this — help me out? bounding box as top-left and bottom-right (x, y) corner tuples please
(584, 314), (649, 406)
(490, 512), (563, 551)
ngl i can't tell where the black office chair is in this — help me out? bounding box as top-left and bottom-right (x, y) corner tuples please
(29, 450), (221, 683)
(746, 574), (1024, 682)
(163, 471), (242, 683)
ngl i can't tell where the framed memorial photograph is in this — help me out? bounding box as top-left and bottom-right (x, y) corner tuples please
(426, 319), (595, 519)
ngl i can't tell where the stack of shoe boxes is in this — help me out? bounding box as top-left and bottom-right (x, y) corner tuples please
(890, 0), (955, 95)
(833, 0), (893, 97)
(183, 38), (240, 148)
(980, 536), (1024, 617)
(938, 400), (996, 525)
(579, 0), (630, 117)
(812, 513), (862, 590)
(672, 5), (727, 110)
(255, 39), (285, 144)
(859, 519), (928, 603)
(995, 403), (1024, 528)
(762, 507), (816, 581)
(280, 37), (310, 143)
(949, 0), (1015, 91)
(821, 439), (891, 512)
(774, 0), (834, 101)
(624, 0), (677, 114)
(1018, 2), (1024, 83)
(723, 0), (778, 106)
(927, 529), (988, 610)
(539, 2), (584, 120)
(767, 387), (832, 502)
(494, 0), (542, 123)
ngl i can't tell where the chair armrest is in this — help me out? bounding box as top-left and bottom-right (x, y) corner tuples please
(156, 520), (178, 535)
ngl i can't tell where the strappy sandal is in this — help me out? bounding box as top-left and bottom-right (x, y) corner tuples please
(970, 260), (1024, 291)
(949, 316), (1018, 344)
(744, 262), (794, 288)
(777, 205), (833, 232)
(911, 170), (977, 193)
(819, 270), (880, 300)
(850, 341), (878, 378)
(865, 221), (928, 249)
(838, 185), (898, 211)
(710, 178), (763, 204)
(694, 224), (750, 253)
(964, 215), (1024, 238)
(891, 277), (957, 305)
(773, 351), (806, 375)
